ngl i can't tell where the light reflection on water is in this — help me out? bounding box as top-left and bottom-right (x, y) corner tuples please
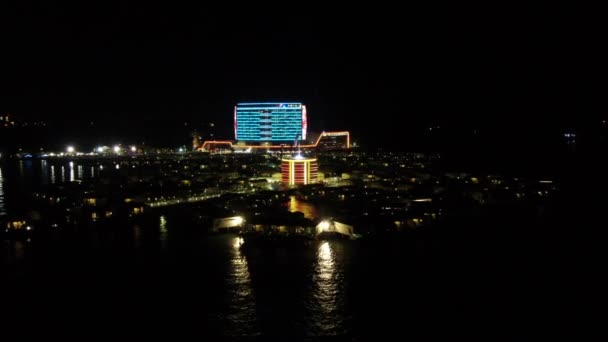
(287, 195), (319, 219)
(13, 160), (101, 188)
(2, 227), (358, 337)
(225, 236), (259, 336)
(0, 167), (5, 216)
(310, 241), (345, 335)
(159, 215), (168, 250)
(69, 162), (75, 182)
(40, 160), (48, 185)
(214, 238), (348, 336)
(0, 159), (111, 222)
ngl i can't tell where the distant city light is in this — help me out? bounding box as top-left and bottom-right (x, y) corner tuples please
(96, 147), (104, 153)
(66, 146), (75, 153)
(130, 146), (137, 152)
(178, 147), (184, 153)
(234, 216), (244, 225)
(113, 145), (121, 153)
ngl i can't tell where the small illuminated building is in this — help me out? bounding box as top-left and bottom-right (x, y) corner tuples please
(315, 131), (350, 150)
(281, 155), (318, 185)
(212, 216), (244, 232)
(315, 219), (355, 239)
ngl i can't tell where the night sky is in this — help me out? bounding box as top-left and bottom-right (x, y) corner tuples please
(1, 3), (606, 149)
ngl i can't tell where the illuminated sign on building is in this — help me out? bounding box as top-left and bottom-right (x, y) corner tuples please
(235, 103), (306, 141)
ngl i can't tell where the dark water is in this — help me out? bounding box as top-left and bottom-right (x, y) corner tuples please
(1, 216), (588, 340)
(0, 229), (509, 339)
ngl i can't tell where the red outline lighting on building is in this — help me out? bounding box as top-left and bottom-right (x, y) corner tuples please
(200, 131), (350, 151)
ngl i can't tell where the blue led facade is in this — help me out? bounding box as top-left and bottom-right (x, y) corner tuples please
(235, 103), (306, 142)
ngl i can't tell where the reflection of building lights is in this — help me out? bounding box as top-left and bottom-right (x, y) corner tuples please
(319, 241), (331, 261)
(159, 215), (167, 233)
(233, 236), (244, 249)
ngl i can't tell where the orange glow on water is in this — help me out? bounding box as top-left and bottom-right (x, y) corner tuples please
(286, 196), (319, 219)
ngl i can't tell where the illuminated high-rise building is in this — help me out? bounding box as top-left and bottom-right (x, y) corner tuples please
(235, 103), (307, 142)
(281, 155), (318, 185)
(315, 131), (351, 150)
